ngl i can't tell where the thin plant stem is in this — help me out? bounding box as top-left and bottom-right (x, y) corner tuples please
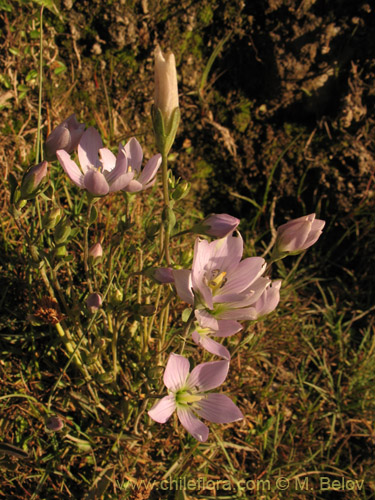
(35, 6), (44, 164)
(161, 153), (171, 265)
(84, 199), (94, 293)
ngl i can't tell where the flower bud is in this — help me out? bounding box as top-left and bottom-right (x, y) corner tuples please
(144, 267), (175, 284)
(152, 46), (180, 155)
(154, 46), (179, 124)
(20, 161), (48, 200)
(45, 415), (64, 432)
(44, 113), (85, 161)
(191, 213), (240, 238)
(42, 208), (62, 229)
(171, 180), (191, 201)
(54, 219), (71, 245)
(89, 242), (103, 260)
(86, 293), (102, 313)
(275, 214), (325, 255)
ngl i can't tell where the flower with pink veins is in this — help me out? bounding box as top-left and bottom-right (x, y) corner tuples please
(56, 127), (135, 196)
(148, 353), (243, 442)
(173, 234), (274, 329)
(121, 137), (162, 193)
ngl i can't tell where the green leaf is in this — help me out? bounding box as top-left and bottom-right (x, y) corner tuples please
(25, 69), (38, 82)
(89, 205), (98, 225)
(54, 62), (67, 75)
(182, 308), (192, 322)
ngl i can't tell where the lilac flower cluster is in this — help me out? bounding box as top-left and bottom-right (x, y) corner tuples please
(148, 213), (324, 441)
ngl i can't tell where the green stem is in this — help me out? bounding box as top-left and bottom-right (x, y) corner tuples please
(179, 311), (195, 355)
(35, 6), (44, 164)
(161, 153), (171, 266)
(84, 200), (94, 293)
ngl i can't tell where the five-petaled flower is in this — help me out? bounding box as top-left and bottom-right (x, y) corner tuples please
(57, 127), (134, 196)
(148, 353), (243, 442)
(173, 234), (280, 330)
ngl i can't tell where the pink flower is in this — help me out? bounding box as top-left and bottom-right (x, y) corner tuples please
(148, 353), (243, 442)
(57, 127), (135, 196)
(173, 234), (272, 329)
(276, 214), (325, 254)
(45, 114), (85, 161)
(191, 214), (240, 238)
(120, 138), (162, 193)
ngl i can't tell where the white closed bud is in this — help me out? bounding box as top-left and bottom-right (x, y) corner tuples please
(154, 45), (179, 124)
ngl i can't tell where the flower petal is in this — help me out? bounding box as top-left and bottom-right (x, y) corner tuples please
(99, 147), (117, 172)
(138, 154), (162, 185)
(188, 360), (229, 392)
(210, 319), (243, 337)
(148, 394), (176, 423)
(194, 309), (219, 330)
(195, 393), (243, 423)
(191, 238), (214, 309)
(56, 150), (85, 188)
(254, 279), (281, 317)
(217, 306), (257, 321)
(218, 257), (265, 298)
(205, 233), (243, 275)
(124, 137), (143, 172)
(123, 179), (144, 193)
(108, 172), (134, 192)
(173, 269), (194, 305)
(106, 148), (128, 183)
(78, 127), (103, 172)
(177, 407), (209, 442)
(301, 218), (325, 250)
(192, 331), (231, 360)
(83, 170), (109, 196)
(163, 353), (190, 391)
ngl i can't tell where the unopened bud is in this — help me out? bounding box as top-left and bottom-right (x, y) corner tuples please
(274, 214), (326, 256)
(20, 161), (48, 200)
(152, 46), (180, 156)
(191, 213), (240, 238)
(172, 180), (190, 201)
(44, 114), (85, 161)
(144, 267), (175, 284)
(45, 415), (64, 432)
(88, 242), (103, 260)
(42, 208), (62, 229)
(108, 287), (123, 305)
(86, 293), (102, 313)
(54, 219), (71, 245)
